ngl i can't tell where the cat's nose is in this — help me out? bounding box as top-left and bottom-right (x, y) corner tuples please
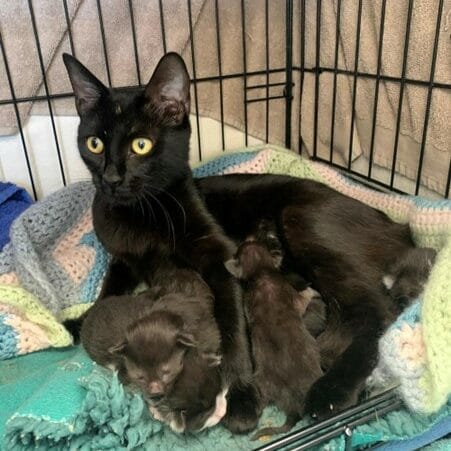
(103, 165), (123, 188)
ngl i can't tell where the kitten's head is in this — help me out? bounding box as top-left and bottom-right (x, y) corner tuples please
(149, 355), (228, 433)
(225, 241), (283, 279)
(110, 311), (196, 400)
(63, 52), (191, 205)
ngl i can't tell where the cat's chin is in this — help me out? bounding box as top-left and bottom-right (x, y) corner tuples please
(95, 189), (139, 207)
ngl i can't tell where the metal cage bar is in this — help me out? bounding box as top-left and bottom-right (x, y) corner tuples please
(312, 0), (322, 158)
(187, 0), (202, 160)
(241, 0), (249, 146)
(389, 0), (414, 190)
(329, 0), (342, 163)
(0, 30), (38, 199)
(415, 0), (444, 195)
(347, 0), (363, 171)
(28, 0), (66, 187)
(367, 0), (387, 179)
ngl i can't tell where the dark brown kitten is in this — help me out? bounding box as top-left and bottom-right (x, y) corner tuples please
(81, 268), (221, 397)
(226, 240), (323, 438)
(150, 351), (227, 432)
(243, 219), (327, 338)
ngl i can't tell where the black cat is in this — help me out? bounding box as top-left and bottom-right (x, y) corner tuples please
(64, 52), (430, 423)
(63, 52), (260, 433)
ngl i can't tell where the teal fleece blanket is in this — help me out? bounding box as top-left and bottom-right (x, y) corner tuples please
(1, 346), (451, 450)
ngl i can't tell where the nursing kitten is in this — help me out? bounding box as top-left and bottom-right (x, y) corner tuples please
(244, 219), (327, 338)
(383, 247), (436, 310)
(81, 270), (221, 400)
(64, 52), (259, 432)
(225, 239), (323, 439)
(149, 351), (228, 432)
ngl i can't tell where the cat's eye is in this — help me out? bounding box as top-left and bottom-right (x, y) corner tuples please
(131, 138), (153, 156)
(86, 136), (104, 154)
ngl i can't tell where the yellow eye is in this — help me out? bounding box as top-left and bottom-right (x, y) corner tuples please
(86, 136), (104, 154)
(131, 138), (153, 156)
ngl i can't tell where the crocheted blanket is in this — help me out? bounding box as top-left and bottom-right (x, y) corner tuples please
(0, 146), (450, 442)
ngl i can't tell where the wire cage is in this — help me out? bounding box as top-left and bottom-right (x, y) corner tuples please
(0, 0), (450, 449)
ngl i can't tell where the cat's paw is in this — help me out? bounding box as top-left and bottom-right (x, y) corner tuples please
(222, 383), (261, 433)
(305, 376), (357, 420)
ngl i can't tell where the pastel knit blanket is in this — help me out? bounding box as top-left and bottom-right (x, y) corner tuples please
(1, 145), (450, 416)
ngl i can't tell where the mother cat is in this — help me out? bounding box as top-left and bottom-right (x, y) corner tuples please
(63, 52), (417, 431)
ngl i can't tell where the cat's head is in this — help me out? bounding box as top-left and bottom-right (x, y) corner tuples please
(63, 53), (191, 205)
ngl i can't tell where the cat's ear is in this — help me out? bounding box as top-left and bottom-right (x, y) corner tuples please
(144, 52), (190, 126)
(224, 259), (243, 279)
(63, 53), (108, 116)
(108, 340), (127, 356)
(177, 332), (197, 348)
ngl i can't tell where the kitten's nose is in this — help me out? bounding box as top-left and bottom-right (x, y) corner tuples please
(148, 381), (164, 397)
(103, 165), (122, 188)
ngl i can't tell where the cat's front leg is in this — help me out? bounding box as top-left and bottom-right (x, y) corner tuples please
(98, 258), (139, 299)
(178, 237), (261, 433)
(305, 303), (382, 419)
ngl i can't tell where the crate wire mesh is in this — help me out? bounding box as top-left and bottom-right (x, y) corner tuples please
(0, 0), (450, 448)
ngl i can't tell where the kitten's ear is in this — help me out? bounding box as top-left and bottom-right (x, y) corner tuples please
(63, 53), (108, 115)
(145, 52), (190, 126)
(202, 352), (222, 367)
(272, 251), (283, 269)
(177, 332), (197, 348)
(224, 259), (243, 279)
(108, 340), (127, 356)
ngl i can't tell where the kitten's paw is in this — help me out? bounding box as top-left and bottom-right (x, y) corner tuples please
(305, 376), (357, 420)
(222, 383), (261, 433)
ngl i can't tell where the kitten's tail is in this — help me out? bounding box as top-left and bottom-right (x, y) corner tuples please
(251, 413), (299, 441)
(62, 311), (88, 344)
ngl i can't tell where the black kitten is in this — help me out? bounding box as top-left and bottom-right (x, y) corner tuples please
(63, 52), (259, 432)
(383, 247), (436, 310)
(226, 239), (323, 439)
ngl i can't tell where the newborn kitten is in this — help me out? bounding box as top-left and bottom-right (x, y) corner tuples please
(150, 350), (228, 432)
(244, 219), (327, 338)
(383, 247), (436, 310)
(81, 270), (221, 401)
(225, 239), (323, 439)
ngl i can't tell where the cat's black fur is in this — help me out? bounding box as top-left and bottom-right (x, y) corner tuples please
(64, 51), (430, 423)
(63, 52), (260, 433)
